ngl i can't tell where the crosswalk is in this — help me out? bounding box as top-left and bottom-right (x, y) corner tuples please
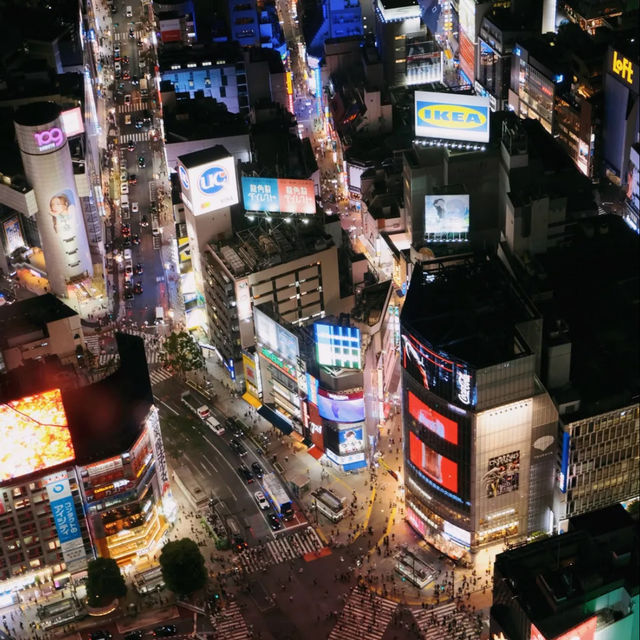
(211, 600), (251, 640)
(120, 131), (152, 143)
(328, 587), (398, 640)
(116, 102), (149, 113)
(149, 367), (174, 386)
(114, 30), (145, 41)
(235, 528), (325, 574)
(412, 601), (482, 639)
(84, 328), (166, 372)
(84, 334), (101, 356)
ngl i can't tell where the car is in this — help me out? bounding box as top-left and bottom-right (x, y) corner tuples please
(128, 174), (137, 184)
(122, 236), (131, 248)
(153, 625), (177, 637)
(133, 281), (143, 295)
(127, 141), (136, 151)
(110, 4), (117, 13)
(122, 56), (129, 64)
(132, 234), (140, 246)
(131, 75), (139, 85)
(135, 119), (143, 129)
(124, 114), (132, 126)
(137, 155), (146, 168)
(89, 632), (112, 640)
(140, 215), (149, 227)
(120, 170), (128, 182)
(114, 45), (120, 58)
(124, 288), (134, 300)
(120, 182), (129, 194)
(114, 61), (121, 75)
(124, 94), (131, 104)
(267, 513), (283, 531)
(251, 462), (264, 479)
(124, 632), (143, 640)
(125, 5), (133, 17)
(134, 263), (143, 275)
(122, 71), (130, 81)
(121, 223), (131, 237)
(227, 418), (243, 437)
(254, 491), (269, 510)
(237, 465), (254, 484)
(125, 264), (133, 278)
(229, 438), (246, 457)
(129, 28), (135, 39)
(232, 535), (248, 552)
(131, 202), (139, 214)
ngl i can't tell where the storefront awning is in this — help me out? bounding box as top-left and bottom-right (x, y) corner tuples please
(258, 405), (293, 435)
(242, 392), (262, 409)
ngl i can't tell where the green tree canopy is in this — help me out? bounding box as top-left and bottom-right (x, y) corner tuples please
(159, 538), (207, 596)
(160, 330), (205, 377)
(86, 557), (127, 607)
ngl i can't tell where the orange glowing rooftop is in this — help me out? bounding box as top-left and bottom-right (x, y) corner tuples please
(0, 388), (75, 483)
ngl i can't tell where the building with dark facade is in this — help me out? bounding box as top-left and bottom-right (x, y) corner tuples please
(400, 256), (558, 561)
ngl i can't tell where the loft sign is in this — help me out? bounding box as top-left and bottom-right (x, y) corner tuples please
(34, 127), (65, 151)
(612, 51), (634, 85)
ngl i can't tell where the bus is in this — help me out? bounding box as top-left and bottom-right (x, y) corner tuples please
(311, 488), (345, 522)
(172, 465), (209, 511)
(261, 473), (293, 520)
(394, 548), (435, 589)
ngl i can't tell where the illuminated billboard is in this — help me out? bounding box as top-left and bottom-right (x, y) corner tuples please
(254, 306), (299, 365)
(60, 107), (85, 137)
(241, 177), (316, 214)
(314, 323), (361, 369)
(424, 194), (470, 241)
(338, 425), (364, 455)
(483, 451), (520, 498)
(317, 389), (365, 423)
(178, 155), (239, 215)
(415, 91), (490, 143)
(407, 391), (458, 444)
(0, 389), (75, 483)
(402, 329), (476, 407)
(3, 216), (25, 254)
(531, 617), (596, 640)
(409, 432), (458, 493)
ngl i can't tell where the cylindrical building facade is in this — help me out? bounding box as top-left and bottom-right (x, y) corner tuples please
(14, 102), (93, 296)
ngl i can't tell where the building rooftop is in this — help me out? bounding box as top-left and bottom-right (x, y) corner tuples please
(401, 255), (538, 369)
(492, 505), (639, 640)
(177, 144), (233, 169)
(352, 280), (393, 327)
(158, 42), (244, 71)
(210, 218), (334, 278)
(0, 294), (77, 349)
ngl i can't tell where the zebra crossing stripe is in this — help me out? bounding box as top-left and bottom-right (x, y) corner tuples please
(328, 588), (398, 640)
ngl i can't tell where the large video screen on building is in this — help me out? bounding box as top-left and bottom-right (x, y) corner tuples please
(338, 425), (365, 455)
(424, 194), (470, 242)
(314, 323), (361, 369)
(317, 389), (365, 423)
(484, 450), (520, 498)
(254, 306), (300, 365)
(178, 155), (239, 215)
(401, 329), (476, 407)
(0, 389), (75, 482)
(415, 91), (490, 143)
(409, 432), (458, 493)
(241, 177), (316, 214)
(407, 391), (458, 444)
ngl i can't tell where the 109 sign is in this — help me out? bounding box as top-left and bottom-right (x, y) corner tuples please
(33, 127), (65, 151)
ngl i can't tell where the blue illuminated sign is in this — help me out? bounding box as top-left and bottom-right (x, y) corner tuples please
(242, 177), (281, 213)
(47, 480), (82, 545)
(559, 431), (570, 493)
(199, 166), (229, 195)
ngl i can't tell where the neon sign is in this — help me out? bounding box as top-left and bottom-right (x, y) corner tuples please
(612, 51), (634, 85)
(34, 127), (65, 152)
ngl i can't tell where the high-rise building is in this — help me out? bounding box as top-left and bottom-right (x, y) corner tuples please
(400, 257), (558, 562)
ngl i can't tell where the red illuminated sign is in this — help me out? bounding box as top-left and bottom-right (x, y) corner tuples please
(531, 617), (596, 640)
(408, 391), (458, 444)
(409, 432), (458, 493)
(0, 389), (75, 482)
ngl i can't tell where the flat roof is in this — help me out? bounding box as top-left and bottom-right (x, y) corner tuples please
(178, 144), (232, 168)
(401, 255), (538, 369)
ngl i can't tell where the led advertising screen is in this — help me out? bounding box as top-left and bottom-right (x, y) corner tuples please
(179, 155), (239, 215)
(241, 177), (316, 214)
(314, 323), (362, 369)
(60, 107), (85, 137)
(531, 616), (596, 640)
(402, 329), (476, 407)
(484, 451), (520, 498)
(338, 425), (365, 455)
(3, 216), (25, 254)
(424, 194), (470, 241)
(317, 389), (365, 423)
(254, 306), (299, 365)
(407, 391), (458, 444)
(0, 389), (75, 482)
(409, 432), (458, 493)
(415, 91), (490, 143)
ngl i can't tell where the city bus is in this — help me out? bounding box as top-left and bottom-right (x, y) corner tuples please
(261, 473), (294, 520)
(311, 488), (345, 522)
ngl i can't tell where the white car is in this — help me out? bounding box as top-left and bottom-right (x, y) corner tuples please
(126, 5), (133, 17)
(254, 491), (269, 510)
(120, 182), (129, 195)
(131, 202), (139, 214)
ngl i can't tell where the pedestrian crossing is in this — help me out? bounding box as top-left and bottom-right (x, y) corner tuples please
(84, 334), (101, 356)
(114, 30), (145, 41)
(120, 131), (153, 143)
(210, 600), (251, 640)
(412, 601), (482, 639)
(235, 528), (324, 574)
(328, 587), (398, 640)
(149, 367), (174, 386)
(116, 102), (149, 113)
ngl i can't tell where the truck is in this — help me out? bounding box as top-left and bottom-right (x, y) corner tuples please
(181, 391), (210, 421)
(261, 473), (294, 520)
(140, 77), (148, 97)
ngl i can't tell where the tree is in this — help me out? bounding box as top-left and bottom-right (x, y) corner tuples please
(86, 558), (127, 607)
(159, 538), (207, 596)
(160, 330), (205, 377)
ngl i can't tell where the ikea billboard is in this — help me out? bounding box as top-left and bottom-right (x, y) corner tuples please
(415, 91), (490, 143)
